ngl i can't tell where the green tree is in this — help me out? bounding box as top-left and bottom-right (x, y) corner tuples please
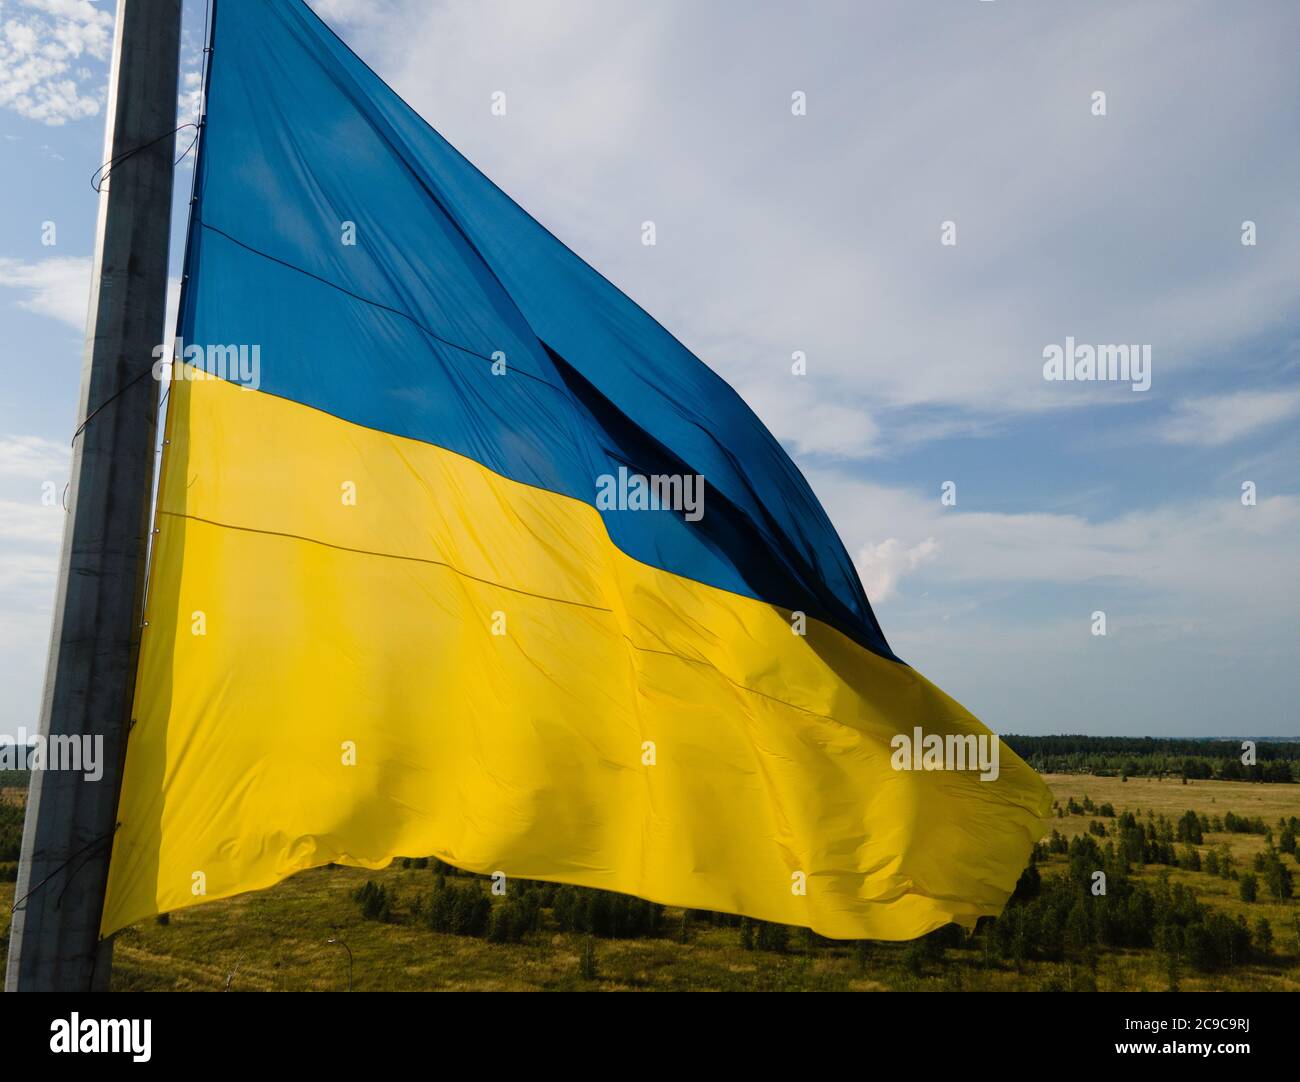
(1254, 917), (1273, 956)
(1239, 873), (1258, 903)
(1262, 856), (1294, 901)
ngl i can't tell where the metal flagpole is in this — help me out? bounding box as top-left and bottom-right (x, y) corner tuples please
(6, 0), (182, 992)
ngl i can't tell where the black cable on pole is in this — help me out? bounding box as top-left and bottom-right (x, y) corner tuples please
(69, 367), (153, 445)
(8, 828), (118, 915)
(90, 121), (198, 193)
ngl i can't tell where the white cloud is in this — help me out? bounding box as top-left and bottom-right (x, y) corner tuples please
(0, 525), (61, 732)
(0, 434), (69, 481)
(738, 376), (882, 458)
(307, 0), (403, 30)
(0, 0), (112, 125)
(0, 497), (65, 544)
(1158, 389), (1300, 447)
(0, 255), (90, 327)
(0, 255), (178, 339)
(810, 469), (1300, 624)
(855, 536), (938, 602)
(0, 431), (68, 736)
(177, 69), (201, 127)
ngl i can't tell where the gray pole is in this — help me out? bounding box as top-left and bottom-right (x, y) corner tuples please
(6, 0), (181, 993)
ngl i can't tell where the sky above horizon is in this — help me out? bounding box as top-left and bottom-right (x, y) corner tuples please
(0, 0), (1297, 739)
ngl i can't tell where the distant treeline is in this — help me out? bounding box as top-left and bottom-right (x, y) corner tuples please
(1003, 736), (1299, 783)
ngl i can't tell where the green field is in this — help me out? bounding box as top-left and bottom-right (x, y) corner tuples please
(2, 774), (1297, 991)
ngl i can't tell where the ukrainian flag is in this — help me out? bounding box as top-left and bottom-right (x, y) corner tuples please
(102, 0), (1050, 939)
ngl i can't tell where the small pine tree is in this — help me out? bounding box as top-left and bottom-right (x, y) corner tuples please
(1239, 873), (1258, 903)
(1064, 899), (1091, 957)
(355, 880), (391, 921)
(1262, 856), (1294, 901)
(1253, 917), (1273, 956)
(579, 935), (598, 980)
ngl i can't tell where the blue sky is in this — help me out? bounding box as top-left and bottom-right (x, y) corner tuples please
(1, 0), (1297, 738)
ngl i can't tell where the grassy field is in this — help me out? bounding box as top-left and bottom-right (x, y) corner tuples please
(1, 774), (1297, 991)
